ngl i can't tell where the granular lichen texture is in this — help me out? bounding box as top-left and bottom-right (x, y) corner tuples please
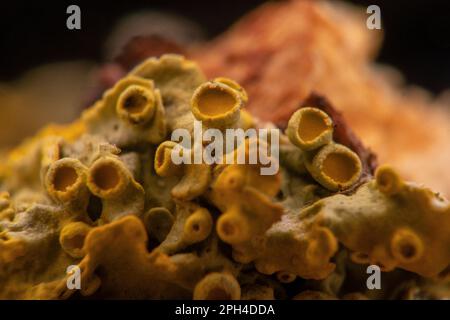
(0, 55), (448, 300)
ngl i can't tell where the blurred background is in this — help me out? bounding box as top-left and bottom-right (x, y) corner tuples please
(0, 0), (449, 148)
(1, 0), (450, 89)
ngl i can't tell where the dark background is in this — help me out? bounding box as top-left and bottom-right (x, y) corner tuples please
(0, 0), (449, 93)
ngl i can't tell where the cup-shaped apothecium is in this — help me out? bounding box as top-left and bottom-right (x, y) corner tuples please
(375, 165), (404, 195)
(306, 143), (362, 191)
(287, 107), (334, 151)
(154, 141), (183, 177)
(59, 221), (92, 258)
(213, 77), (248, 104)
(45, 158), (88, 203)
(216, 208), (251, 245)
(390, 228), (424, 264)
(116, 84), (156, 125)
(86, 156), (145, 222)
(87, 157), (130, 199)
(191, 81), (244, 129)
(286, 107), (362, 191)
(183, 208), (213, 244)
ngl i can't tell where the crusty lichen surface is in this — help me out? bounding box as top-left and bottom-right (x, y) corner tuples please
(0, 55), (448, 300)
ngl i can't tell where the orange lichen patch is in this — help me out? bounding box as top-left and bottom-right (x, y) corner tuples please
(116, 84), (156, 124)
(38, 121), (86, 143)
(0, 237), (27, 264)
(0, 192), (14, 221)
(191, 81), (243, 129)
(193, 272), (241, 300)
(6, 121), (84, 165)
(1, 121), (84, 194)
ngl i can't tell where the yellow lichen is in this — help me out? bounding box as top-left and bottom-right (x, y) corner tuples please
(286, 107), (362, 191)
(86, 156), (145, 222)
(45, 158), (89, 211)
(154, 141), (211, 201)
(191, 81), (244, 129)
(309, 166), (450, 278)
(208, 157), (284, 263)
(287, 107), (333, 151)
(116, 84), (156, 125)
(82, 76), (166, 148)
(306, 143), (362, 191)
(0, 54), (448, 300)
(59, 222), (92, 258)
(213, 77), (248, 104)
